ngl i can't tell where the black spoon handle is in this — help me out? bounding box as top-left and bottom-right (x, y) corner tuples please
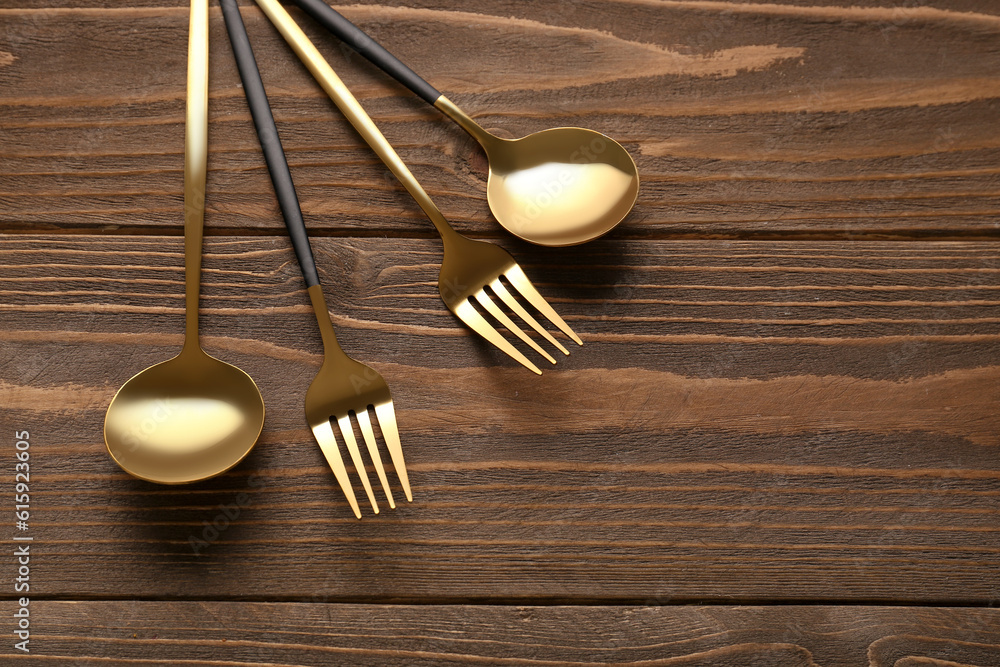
(291, 0), (442, 105)
(220, 0), (321, 288)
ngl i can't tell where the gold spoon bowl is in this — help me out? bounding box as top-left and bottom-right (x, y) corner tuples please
(479, 125), (639, 246)
(105, 350), (264, 484)
(436, 98), (639, 247)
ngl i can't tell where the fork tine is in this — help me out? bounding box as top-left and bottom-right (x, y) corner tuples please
(490, 278), (569, 356)
(474, 289), (556, 364)
(336, 415), (379, 514)
(504, 265), (583, 346)
(311, 421), (361, 519)
(356, 408), (395, 509)
(453, 299), (542, 374)
(374, 400), (411, 502)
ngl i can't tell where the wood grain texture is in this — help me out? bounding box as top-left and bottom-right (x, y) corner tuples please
(3, 0), (1000, 662)
(0, 602), (998, 666)
(2, 1), (1000, 237)
(1, 235), (997, 603)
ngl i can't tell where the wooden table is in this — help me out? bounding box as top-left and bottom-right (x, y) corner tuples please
(2, 1), (999, 663)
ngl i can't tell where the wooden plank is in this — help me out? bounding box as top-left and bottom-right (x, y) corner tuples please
(0, 602), (998, 665)
(2, 2), (1000, 237)
(1, 235), (997, 602)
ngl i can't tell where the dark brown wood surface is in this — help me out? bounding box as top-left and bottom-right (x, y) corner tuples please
(1, 0), (998, 664)
(2, 602), (999, 666)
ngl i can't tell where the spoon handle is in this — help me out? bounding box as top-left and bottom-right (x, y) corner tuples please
(289, 0), (498, 151)
(219, 0), (321, 288)
(291, 0), (441, 105)
(184, 0), (209, 349)
(254, 0), (461, 245)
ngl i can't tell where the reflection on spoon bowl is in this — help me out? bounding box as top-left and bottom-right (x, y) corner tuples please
(485, 127), (640, 246)
(104, 351), (265, 484)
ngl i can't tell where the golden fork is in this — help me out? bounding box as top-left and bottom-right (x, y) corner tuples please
(222, 0), (409, 518)
(254, 0), (582, 374)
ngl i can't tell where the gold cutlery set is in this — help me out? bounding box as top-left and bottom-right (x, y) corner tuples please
(104, 0), (639, 517)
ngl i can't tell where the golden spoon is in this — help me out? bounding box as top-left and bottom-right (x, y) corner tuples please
(291, 0), (639, 247)
(103, 0), (265, 484)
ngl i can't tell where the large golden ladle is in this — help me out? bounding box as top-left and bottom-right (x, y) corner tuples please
(291, 0), (640, 247)
(104, 0), (265, 484)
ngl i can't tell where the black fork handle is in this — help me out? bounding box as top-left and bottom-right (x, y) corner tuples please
(220, 0), (321, 288)
(291, 0), (443, 105)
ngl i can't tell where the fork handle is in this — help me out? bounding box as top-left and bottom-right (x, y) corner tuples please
(220, 0), (321, 288)
(291, 0), (442, 105)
